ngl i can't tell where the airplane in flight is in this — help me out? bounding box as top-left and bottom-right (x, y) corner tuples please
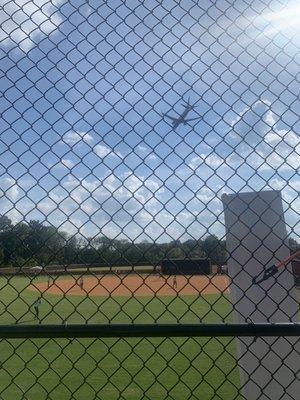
(161, 97), (201, 128)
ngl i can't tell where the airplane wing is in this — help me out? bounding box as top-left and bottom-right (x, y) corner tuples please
(162, 113), (178, 121)
(185, 117), (201, 122)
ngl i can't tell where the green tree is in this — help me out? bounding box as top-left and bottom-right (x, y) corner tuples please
(0, 215), (15, 266)
(0, 215), (12, 232)
(203, 234), (227, 265)
(63, 236), (80, 264)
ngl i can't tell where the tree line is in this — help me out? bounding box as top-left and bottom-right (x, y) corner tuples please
(0, 215), (299, 269)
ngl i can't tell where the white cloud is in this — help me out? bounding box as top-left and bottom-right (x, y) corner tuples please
(0, 178), (22, 223)
(101, 174), (118, 192)
(147, 154), (158, 160)
(0, 177), (20, 202)
(230, 99), (275, 136)
(144, 179), (162, 192)
(189, 153), (224, 170)
(37, 199), (58, 214)
(264, 110), (277, 127)
(264, 131), (282, 145)
(265, 129), (300, 149)
(137, 145), (147, 152)
(94, 144), (123, 159)
(1, 0), (64, 51)
(258, 152), (300, 172)
(287, 180), (300, 191)
(94, 144), (111, 158)
(33, 172), (171, 238)
(226, 98), (300, 174)
(267, 178), (286, 191)
(61, 159), (74, 169)
(123, 173), (143, 192)
(189, 156), (201, 170)
(63, 131), (94, 145)
(252, 128), (300, 172)
(62, 176), (80, 188)
(229, 99), (270, 127)
(196, 187), (215, 202)
(203, 154), (224, 168)
(52, 159), (74, 169)
(225, 143), (299, 173)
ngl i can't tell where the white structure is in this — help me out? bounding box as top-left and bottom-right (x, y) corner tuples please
(222, 190), (299, 400)
(29, 265), (43, 274)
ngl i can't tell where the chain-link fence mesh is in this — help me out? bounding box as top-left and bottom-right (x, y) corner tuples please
(1, 0), (300, 399)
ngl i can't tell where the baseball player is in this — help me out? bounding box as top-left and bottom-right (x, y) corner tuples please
(173, 275), (177, 289)
(79, 276), (84, 291)
(33, 298), (42, 321)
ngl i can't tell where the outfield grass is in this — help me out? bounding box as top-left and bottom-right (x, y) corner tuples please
(0, 276), (240, 400)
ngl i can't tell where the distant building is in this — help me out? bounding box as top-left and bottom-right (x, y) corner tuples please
(161, 258), (211, 275)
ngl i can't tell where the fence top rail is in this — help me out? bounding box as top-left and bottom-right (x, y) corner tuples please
(1, 323), (300, 339)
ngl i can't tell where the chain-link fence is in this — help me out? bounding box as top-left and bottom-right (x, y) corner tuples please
(1, 0), (300, 399)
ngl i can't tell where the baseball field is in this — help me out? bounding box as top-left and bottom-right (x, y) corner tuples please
(0, 273), (240, 400)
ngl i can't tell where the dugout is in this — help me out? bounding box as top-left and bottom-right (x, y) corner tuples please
(161, 258), (211, 275)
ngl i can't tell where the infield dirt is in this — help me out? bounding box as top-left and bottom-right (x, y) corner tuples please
(29, 274), (230, 297)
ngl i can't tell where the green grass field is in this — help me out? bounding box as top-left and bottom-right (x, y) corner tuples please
(0, 276), (240, 400)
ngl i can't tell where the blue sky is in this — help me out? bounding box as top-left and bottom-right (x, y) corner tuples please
(0, 0), (299, 242)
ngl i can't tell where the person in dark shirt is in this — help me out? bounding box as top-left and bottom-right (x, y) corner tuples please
(33, 298), (42, 321)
